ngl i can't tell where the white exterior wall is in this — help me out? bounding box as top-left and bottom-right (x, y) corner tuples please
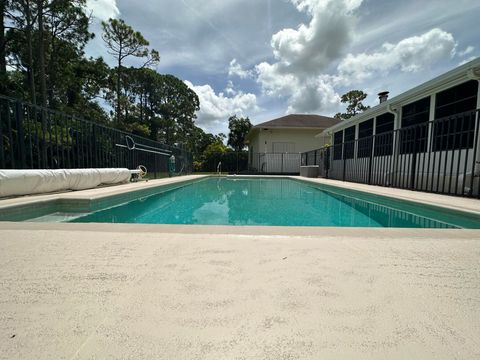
(248, 128), (327, 173)
(255, 128), (326, 153)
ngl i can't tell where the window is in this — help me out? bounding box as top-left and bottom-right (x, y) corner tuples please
(374, 113), (394, 156)
(400, 97), (430, 154)
(357, 119), (373, 158)
(435, 80), (478, 118)
(343, 126), (356, 159)
(433, 80), (478, 151)
(333, 131), (343, 160)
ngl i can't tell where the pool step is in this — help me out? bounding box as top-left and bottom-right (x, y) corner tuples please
(27, 212), (88, 223)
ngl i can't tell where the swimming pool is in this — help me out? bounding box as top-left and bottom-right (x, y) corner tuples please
(64, 177), (479, 228)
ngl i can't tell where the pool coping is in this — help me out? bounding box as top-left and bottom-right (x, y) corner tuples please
(1, 221), (479, 237)
(0, 174), (479, 224)
(0, 175), (209, 220)
(289, 176), (480, 215)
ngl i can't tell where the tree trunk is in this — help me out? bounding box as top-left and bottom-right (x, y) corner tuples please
(37, 0), (47, 107)
(116, 56), (121, 126)
(47, 30), (55, 106)
(124, 89), (129, 123)
(25, 0), (36, 104)
(0, 0), (7, 93)
(149, 101), (158, 141)
(139, 92), (144, 123)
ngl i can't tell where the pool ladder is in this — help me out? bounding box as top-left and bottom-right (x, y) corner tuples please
(217, 161), (222, 175)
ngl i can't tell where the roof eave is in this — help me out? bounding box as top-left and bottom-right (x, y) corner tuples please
(251, 126), (329, 131)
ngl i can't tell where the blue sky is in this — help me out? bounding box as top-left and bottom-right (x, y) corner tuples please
(85, 0), (480, 135)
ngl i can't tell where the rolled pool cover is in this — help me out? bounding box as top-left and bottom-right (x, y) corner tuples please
(0, 168), (131, 198)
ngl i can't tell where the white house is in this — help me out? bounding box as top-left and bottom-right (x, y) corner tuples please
(246, 114), (340, 173)
(319, 57), (480, 196)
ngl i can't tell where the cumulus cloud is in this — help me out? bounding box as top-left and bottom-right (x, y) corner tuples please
(286, 76), (340, 114)
(185, 81), (258, 133)
(337, 28), (457, 84)
(271, 0), (362, 74)
(228, 59), (253, 79)
(85, 0), (120, 20)
(224, 80), (237, 96)
(256, 3), (461, 115)
(255, 0), (362, 114)
(255, 62), (340, 113)
(255, 62), (297, 97)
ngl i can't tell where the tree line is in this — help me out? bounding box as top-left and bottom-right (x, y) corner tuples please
(0, 0), (240, 162)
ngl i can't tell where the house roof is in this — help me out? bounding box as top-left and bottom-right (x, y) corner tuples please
(252, 114), (340, 130)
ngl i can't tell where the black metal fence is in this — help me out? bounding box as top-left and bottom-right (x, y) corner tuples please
(302, 109), (480, 197)
(197, 151), (249, 173)
(0, 95), (192, 177)
(250, 153), (301, 174)
(301, 147), (330, 177)
(198, 152), (301, 174)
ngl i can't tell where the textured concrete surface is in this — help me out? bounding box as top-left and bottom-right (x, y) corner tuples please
(1, 225), (479, 359)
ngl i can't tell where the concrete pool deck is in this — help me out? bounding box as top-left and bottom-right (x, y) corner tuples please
(0, 223), (479, 359)
(0, 176), (479, 359)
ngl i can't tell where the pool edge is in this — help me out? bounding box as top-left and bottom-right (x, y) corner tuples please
(0, 175), (209, 221)
(0, 174), (479, 226)
(1, 221), (479, 238)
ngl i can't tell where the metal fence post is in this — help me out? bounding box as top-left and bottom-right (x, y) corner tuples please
(154, 153), (157, 179)
(410, 126), (418, 190)
(0, 99), (5, 168)
(368, 135), (374, 185)
(41, 108), (48, 168)
(15, 101), (26, 168)
(325, 147), (330, 178)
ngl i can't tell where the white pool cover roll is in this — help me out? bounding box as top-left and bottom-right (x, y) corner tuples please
(0, 168), (131, 197)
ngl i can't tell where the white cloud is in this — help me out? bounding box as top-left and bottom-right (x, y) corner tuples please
(228, 59), (253, 79)
(255, 0), (362, 114)
(255, 62), (340, 114)
(85, 0), (120, 21)
(255, 62), (297, 97)
(286, 76), (341, 114)
(185, 81), (258, 133)
(256, 16), (460, 115)
(270, 0), (362, 74)
(224, 80), (236, 96)
(458, 46), (474, 57)
(337, 28), (457, 84)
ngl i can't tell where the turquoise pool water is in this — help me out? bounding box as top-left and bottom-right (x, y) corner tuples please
(70, 177), (477, 228)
